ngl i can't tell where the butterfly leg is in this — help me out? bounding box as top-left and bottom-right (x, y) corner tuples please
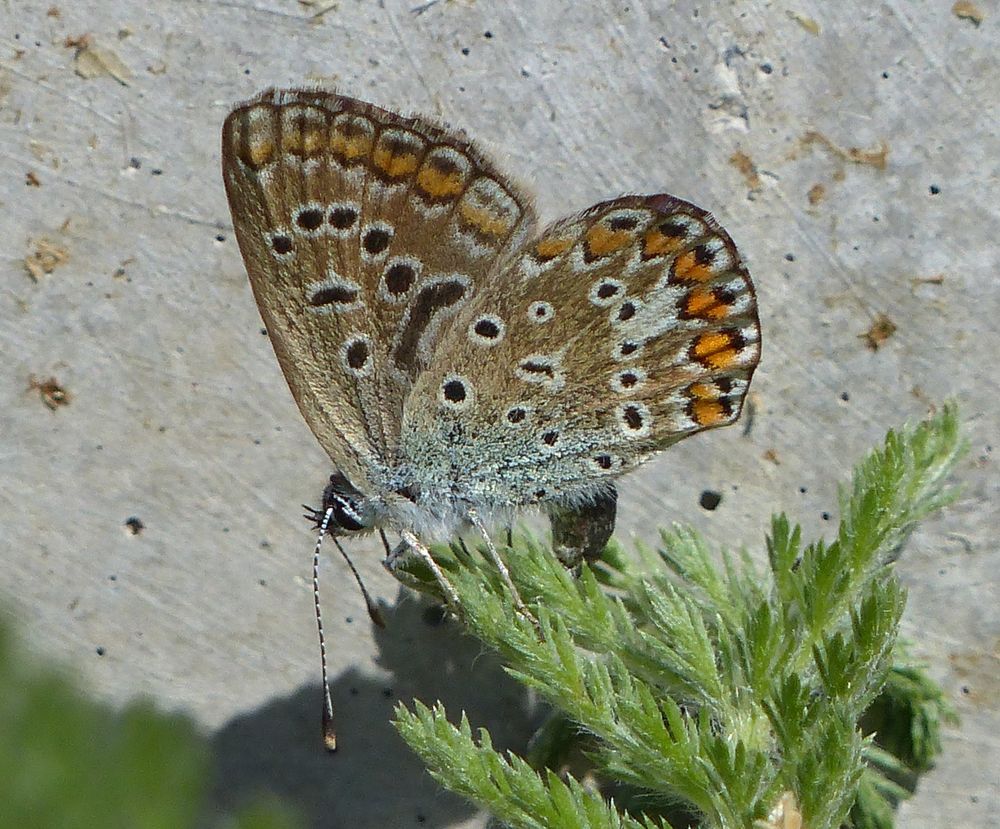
(545, 485), (618, 570)
(467, 509), (532, 619)
(384, 529), (463, 609)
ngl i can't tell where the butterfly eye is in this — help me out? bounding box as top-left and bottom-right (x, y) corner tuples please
(331, 497), (366, 532)
(321, 473), (369, 533)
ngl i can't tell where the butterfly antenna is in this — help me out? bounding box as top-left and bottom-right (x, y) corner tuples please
(312, 506), (338, 752)
(332, 536), (386, 628)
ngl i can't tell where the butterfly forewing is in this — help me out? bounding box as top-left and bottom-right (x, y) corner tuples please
(222, 89), (536, 479)
(403, 194), (760, 505)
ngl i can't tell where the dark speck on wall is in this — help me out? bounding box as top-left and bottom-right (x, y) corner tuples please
(699, 490), (722, 511)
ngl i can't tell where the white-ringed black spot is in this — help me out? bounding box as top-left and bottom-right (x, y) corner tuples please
(269, 233), (293, 257)
(310, 283), (358, 307)
(593, 454), (613, 470)
(613, 339), (643, 361)
(468, 314), (505, 346)
(515, 353), (564, 390)
(329, 204), (358, 230)
(610, 367), (646, 394)
(439, 374), (474, 408)
(345, 339), (369, 370)
(383, 260), (417, 297)
(528, 300), (554, 323)
(505, 405), (529, 425)
(307, 273), (364, 314)
(361, 223), (393, 257)
(589, 278), (624, 307)
(519, 358), (554, 378)
(294, 205), (325, 233)
(617, 301), (637, 322)
(444, 380), (466, 402)
(541, 430), (559, 447)
(340, 333), (373, 376)
(617, 402), (652, 437)
(475, 319), (498, 337)
(608, 214), (639, 231)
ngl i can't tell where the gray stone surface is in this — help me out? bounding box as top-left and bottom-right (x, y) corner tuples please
(1, 1), (997, 826)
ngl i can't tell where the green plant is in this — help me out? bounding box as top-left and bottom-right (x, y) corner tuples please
(0, 618), (301, 829)
(394, 403), (964, 829)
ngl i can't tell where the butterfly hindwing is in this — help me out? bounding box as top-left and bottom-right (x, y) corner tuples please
(403, 194), (760, 505)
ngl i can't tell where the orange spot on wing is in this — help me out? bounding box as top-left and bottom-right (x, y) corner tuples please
(330, 121), (373, 162)
(684, 288), (715, 316)
(642, 227), (686, 258)
(684, 287), (732, 320)
(693, 331), (731, 358)
(282, 123), (325, 159)
(585, 224), (631, 258)
(672, 250), (714, 283)
(688, 382), (716, 400)
(706, 350), (739, 370)
(281, 128), (300, 155)
(373, 146), (419, 178)
(534, 235), (575, 260)
(416, 165), (465, 199)
(244, 138), (275, 168)
(692, 398), (728, 427)
(458, 202), (511, 239)
(278, 105), (327, 156)
(692, 331), (743, 370)
(302, 128), (325, 157)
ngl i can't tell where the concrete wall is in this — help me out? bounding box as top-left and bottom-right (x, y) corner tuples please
(2, 1), (996, 825)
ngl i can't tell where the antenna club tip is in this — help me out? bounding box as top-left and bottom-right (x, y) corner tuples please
(369, 605), (387, 628)
(322, 700), (337, 752)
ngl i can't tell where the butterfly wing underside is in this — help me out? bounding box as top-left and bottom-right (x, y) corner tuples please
(222, 89), (536, 487)
(403, 194), (761, 507)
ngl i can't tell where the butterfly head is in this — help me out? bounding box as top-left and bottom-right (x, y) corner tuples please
(313, 472), (377, 535)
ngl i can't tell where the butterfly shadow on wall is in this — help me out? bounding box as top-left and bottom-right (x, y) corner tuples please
(207, 590), (543, 826)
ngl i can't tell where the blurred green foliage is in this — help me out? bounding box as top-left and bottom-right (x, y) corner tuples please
(0, 619), (301, 829)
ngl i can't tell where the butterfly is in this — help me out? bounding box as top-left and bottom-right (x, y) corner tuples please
(222, 88), (759, 748)
(222, 87), (759, 571)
